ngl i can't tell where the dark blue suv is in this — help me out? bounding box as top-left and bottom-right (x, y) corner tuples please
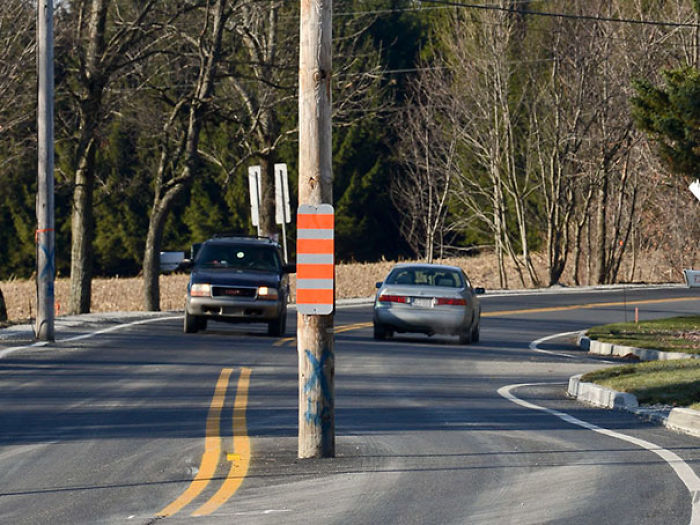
(182, 235), (295, 335)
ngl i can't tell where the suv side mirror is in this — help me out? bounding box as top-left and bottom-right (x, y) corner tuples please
(375, 281), (383, 289)
(178, 259), (194, 271)
(283, 263), (296, 274)
(474, 287), (485, 295)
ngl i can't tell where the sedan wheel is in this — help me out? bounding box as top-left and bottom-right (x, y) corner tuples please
(471, 321), (480, 343)
(373, 322), (388, 340)
(458, 329), (472, 345)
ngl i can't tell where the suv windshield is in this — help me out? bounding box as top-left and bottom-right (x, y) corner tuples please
(195, 243), (281, 272)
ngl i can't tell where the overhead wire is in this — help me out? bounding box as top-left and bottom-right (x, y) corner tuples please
(334, 0), (699, 29)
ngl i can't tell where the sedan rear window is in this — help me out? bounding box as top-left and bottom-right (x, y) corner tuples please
(387, 268), (464, 288)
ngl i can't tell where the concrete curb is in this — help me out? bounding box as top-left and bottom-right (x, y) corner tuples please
(666, 409), (700, 438)
(567, 374), (639, 409)
(567, 375), (700, 438)
(572, 338), (700, 439)
(579, 334), (699, 361)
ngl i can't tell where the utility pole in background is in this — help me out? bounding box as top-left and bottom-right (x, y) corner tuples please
(297, 0), (334, 458)
(36, 0), (55, 341)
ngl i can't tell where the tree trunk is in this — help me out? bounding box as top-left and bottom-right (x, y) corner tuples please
(0, 287), (7, 321)
(143, 182), (188, 311)
(258, 154), (277, 238)
(69, 138), (96, 314)
(572, 221), (583, 286)
(67, 0), (108, 315)
(594, 173), (608, 284)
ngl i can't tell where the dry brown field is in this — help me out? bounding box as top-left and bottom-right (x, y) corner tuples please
(0, 250), (691, 324)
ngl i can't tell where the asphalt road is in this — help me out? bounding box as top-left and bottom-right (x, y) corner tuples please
(0, 286), (698, 524)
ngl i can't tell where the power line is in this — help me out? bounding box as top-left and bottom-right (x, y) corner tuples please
(333, 0), (698, 29)
(415, 0), (699, 28)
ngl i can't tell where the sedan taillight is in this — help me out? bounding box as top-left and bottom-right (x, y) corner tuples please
(435, 297), (466, 306)
(378, 294), (407, 303)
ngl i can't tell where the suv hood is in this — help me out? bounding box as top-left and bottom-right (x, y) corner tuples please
(191, 268), (281, 288)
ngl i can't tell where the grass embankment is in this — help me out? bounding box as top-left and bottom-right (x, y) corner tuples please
(584, 316), (700, 410)
(587, 315), (700, 355)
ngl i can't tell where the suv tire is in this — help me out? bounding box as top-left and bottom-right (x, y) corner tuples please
(268, 308), (287, 337)
(184, 310), (201, 334)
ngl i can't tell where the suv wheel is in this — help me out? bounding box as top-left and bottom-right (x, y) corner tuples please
(268, 308), (287, 337)
(184, 309), (200, 333)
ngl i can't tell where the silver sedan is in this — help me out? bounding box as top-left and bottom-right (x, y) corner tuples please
(373, 263), (485, 344)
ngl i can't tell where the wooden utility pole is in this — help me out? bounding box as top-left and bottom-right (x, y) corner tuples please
(297, 0), (334, 458)
(36, 0), (55, 341)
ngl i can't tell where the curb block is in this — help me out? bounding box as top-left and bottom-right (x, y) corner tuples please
(567, 374), (638, 409)
(572, 337), (700, 439)
(568, 375), (700, 438)
(580, 335), (699, 361)
(666, 409), (700, 438)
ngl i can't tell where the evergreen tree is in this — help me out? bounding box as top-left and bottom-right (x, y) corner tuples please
(631, 66), (700, 179)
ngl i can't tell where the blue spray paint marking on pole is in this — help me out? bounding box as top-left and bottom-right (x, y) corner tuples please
(303, 348), (333, 427)
(39, 244), (55, 282)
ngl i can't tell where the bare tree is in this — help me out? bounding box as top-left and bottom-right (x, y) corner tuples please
(223, 1), (296, 238)
(211, 1), (386, 239)
(391, 79), (455, 262)
(59, 0), (161, 314)
(142, 0), (230, 311)
(526, 8), (601, 286)
(0, 0), (35, 140)
(436, 5), (535, 287)
(0, 0), (35, 321)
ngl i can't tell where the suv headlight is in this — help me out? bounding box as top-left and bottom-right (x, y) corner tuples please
(257, 286), (279, 300)
(190, 283), (212, 297)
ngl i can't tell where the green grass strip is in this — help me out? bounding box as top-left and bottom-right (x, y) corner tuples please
(582, 359), (700, 410)
(587, 315), (700, 355)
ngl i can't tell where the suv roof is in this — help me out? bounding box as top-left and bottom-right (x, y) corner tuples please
(209, 234), (279, 245)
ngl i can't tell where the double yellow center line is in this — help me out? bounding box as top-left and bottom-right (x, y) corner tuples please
(159, 367), (252, 518)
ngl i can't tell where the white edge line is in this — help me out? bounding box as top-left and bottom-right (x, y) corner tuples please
(529, 331), (581, 358)
(530, 330), (617, 364)
(498, 382), (700, 525)
(0, 341), (49, 359)
(0, 315), (182, 359)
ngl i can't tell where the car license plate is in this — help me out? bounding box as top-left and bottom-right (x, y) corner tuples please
(412, 298), (433, 308)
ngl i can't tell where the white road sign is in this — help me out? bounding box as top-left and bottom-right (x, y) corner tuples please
(275, 163), (291, 225)
(248, 165), (262, 227)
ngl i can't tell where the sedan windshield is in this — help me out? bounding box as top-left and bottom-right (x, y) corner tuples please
(196, 244), (281, 272)
(386, 267), (464, 288)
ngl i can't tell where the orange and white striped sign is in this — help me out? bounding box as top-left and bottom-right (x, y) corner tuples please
(297, 204), (334, 314)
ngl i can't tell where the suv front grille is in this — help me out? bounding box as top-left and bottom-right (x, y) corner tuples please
(212, 286), (257, 298)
